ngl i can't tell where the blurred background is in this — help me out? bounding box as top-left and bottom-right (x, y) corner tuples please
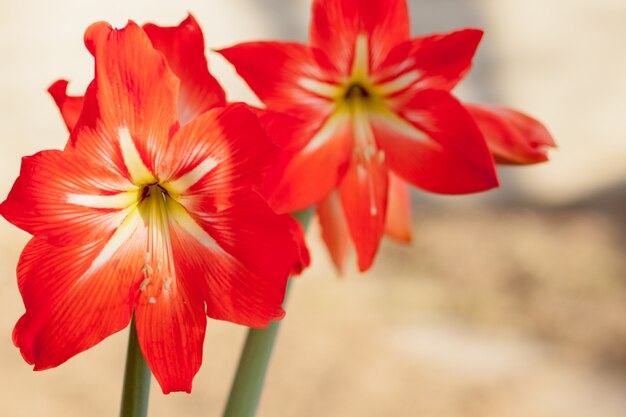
(1, 0), (625, 416)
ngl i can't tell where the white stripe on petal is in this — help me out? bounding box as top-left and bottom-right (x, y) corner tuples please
(167, 200), (221, 253)
(369, 109), (441, 149)
(351, 34), (370, 80)
(375, 70), (422, 97)
(83, 205), (142, 277)
(298, 78), (341, 99)
(164, 157), (220, 195)
(67, 189), (139, 209)
(302, 112), (349, 153)
(119, 127), (156, 184)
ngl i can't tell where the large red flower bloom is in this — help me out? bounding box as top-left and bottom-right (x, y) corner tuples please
(1, 20), (303, 393)
(219, 0), (554, 271)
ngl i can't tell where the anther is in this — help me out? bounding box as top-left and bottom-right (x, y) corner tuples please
(363, 145), (375, 162)
(140, 278), (150, 292)
(163, 278), (173, 291)
(141, 264), (153, 276)
(148, 297), (157, 304)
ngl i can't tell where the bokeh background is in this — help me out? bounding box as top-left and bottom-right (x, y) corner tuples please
(1, 1), (625, 416)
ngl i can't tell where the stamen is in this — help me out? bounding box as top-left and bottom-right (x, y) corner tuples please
(368, 175), (378, 217)
(363, 145), (375, 162)
(140, 278), (150, 292)
(139, 184), (177, 304)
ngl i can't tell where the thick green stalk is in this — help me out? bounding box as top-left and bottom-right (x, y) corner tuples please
(222, 208), (315, 417)
(119, 318), (152, 417)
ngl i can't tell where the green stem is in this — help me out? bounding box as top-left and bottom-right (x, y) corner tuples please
(222, 208), (315, 417)
(120, 318), (152, 417)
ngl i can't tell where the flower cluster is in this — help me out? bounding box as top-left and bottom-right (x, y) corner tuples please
(0, 0), (553, 393)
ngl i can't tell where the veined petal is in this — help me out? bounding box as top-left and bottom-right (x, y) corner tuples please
(263, 111), (354, 213)
(317, 192), (350, 274)
(13, 211), (145, 369)
(376, 29), (483, 94)
(374, 89), (498, 194)
(143, 14), (226, 125)
(160, 104), (278, 212)
(0, 149), (137, 244)
(310, 0), (410, 75)
(69, 21), (179, 180)
(384, 173), (412, 243)
(134, 268), (206, 394)
(67, 190), (139, 209)
(168, 195), (295, 327)
(253, 109), (312, 151)
(465, 103), (556, 164)
(217, 41), (334, 118)
(165, 156), (219, 196)
(48, 80), (84, 133)
(118, 127), (157, 184)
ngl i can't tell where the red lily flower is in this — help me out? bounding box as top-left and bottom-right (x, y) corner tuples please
(218, 0), (502, 271)
(219, 0), (556, 272)
(1, 20), (303, 393)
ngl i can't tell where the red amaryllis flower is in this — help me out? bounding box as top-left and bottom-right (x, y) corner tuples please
(49, 14), (226, 132)
(48, 14), (311, 274)
(218, 0), (502, 271)
(219, 0), (555, 272)
(1, 20), (303, 393)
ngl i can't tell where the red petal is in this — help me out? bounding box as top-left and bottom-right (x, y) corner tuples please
(217, 41), (333, 118)
(1, 149), (135, 245)
(374, 89), (498, 194)
(254, 109), (310, 150)
(134, 272), (206, 394)
(13, 227), (145, 369)
(143, 14), (226, 125)
(69, 21), (179, 179)
(465, 103), (555, 164)
(288, 216), (311, 275)
(159, 104), (278, 213)
(262, 112), (354, 213)
(168, 196), (295, 327)
(317, 192), (350, 274)
(377, 29), (482, 93)
(339, 154), (389, 272)
(47, 80), (84, 133)
(384, 173), (412, 243)
(310, 0), (410, 75)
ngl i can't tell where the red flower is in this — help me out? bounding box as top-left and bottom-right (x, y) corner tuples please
(219, 0), (554, 271)
(49, 15), (226, 131)
(1, 20), (303, 393)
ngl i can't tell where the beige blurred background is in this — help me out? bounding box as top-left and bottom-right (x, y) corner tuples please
(1, 0), (625, 416)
